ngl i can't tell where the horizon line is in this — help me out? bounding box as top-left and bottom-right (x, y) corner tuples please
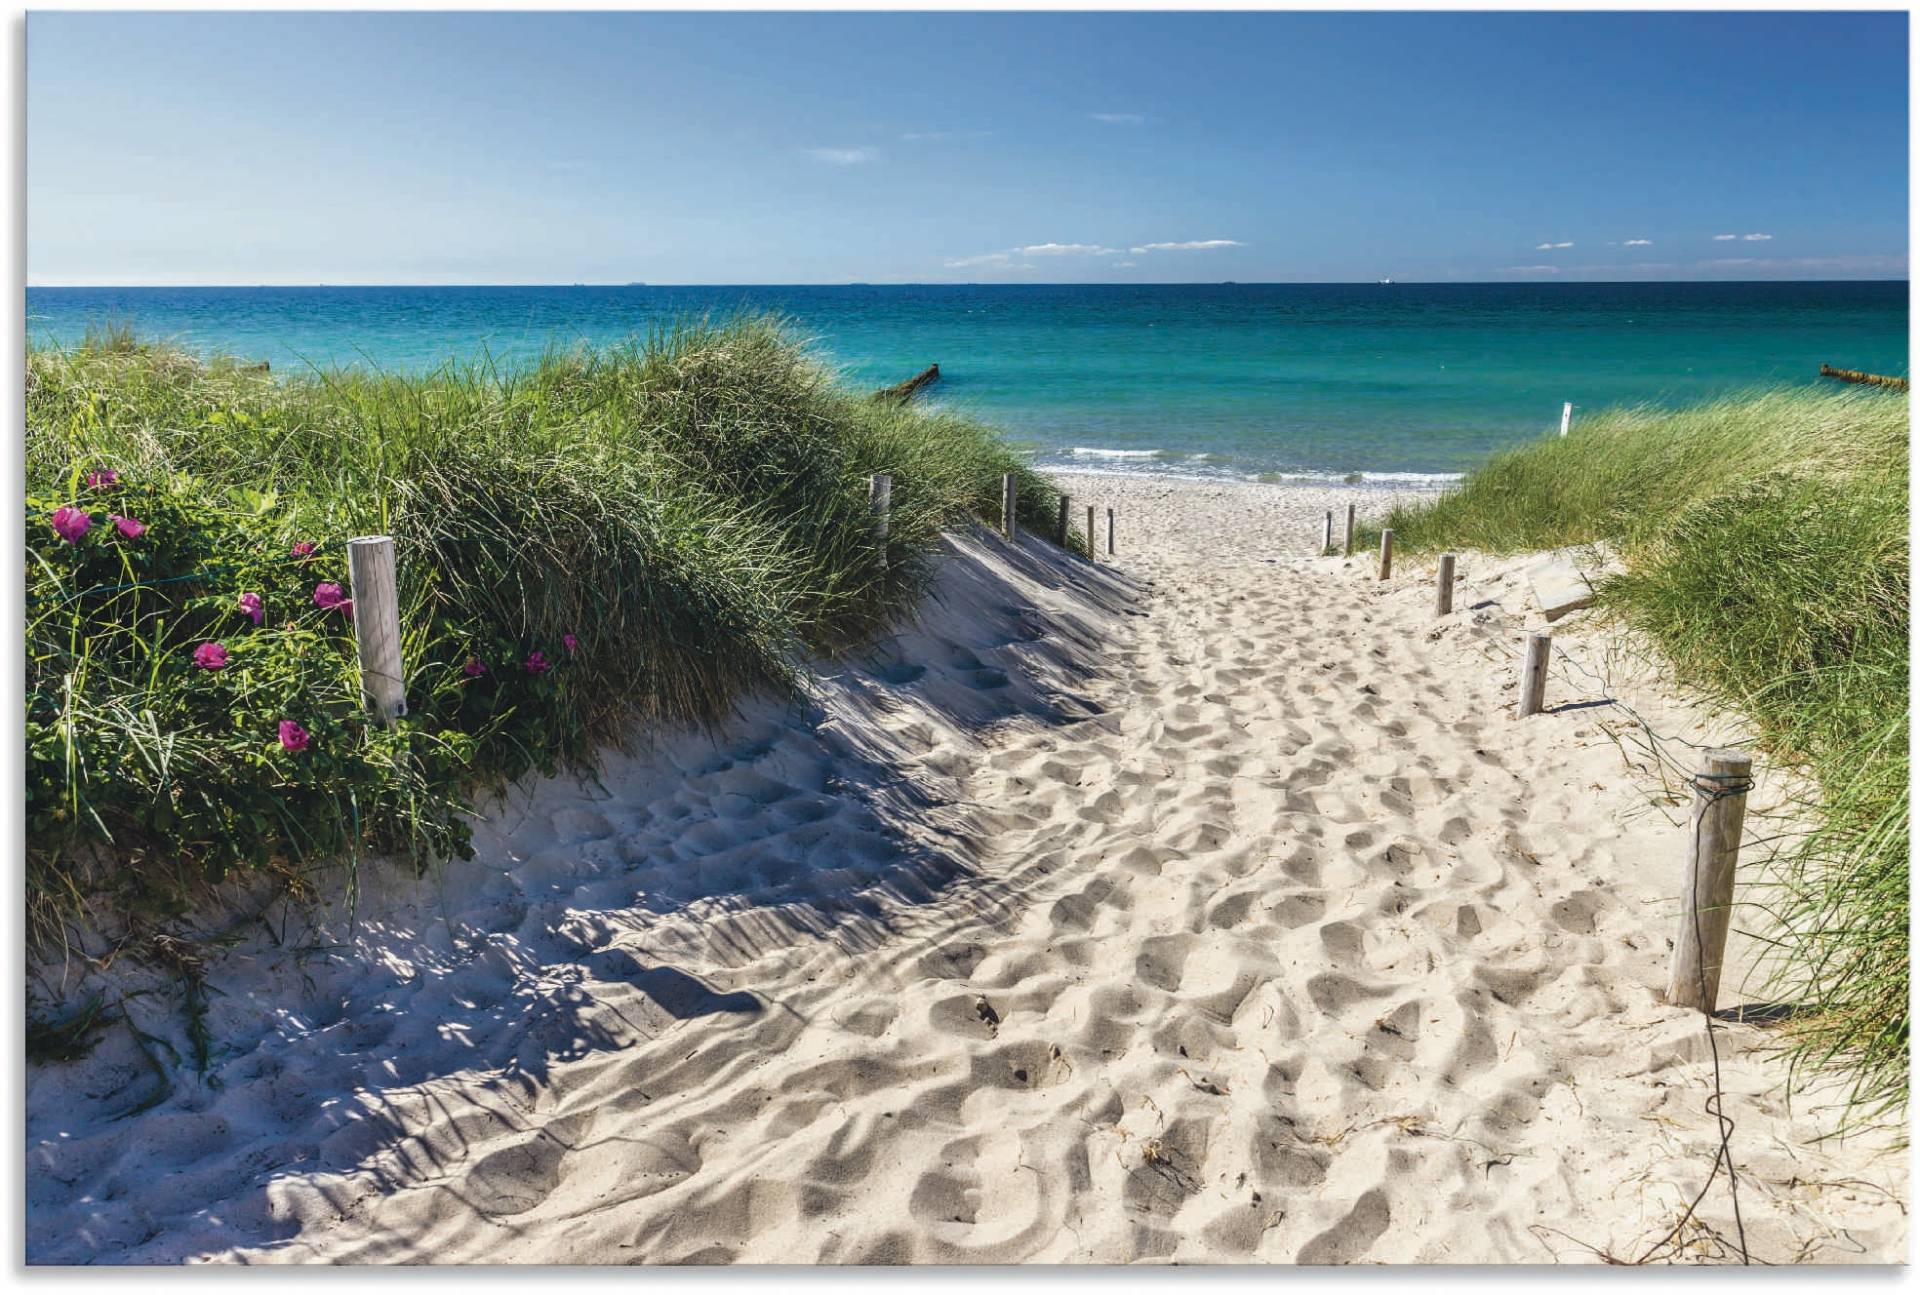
(27, 278), (1914, 289)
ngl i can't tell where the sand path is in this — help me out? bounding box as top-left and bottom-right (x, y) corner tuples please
(28, 479), (1904, 1264)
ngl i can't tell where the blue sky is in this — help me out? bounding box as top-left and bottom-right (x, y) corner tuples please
(27, 10), (1909, 285)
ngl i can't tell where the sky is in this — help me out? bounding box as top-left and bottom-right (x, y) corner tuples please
(26, 10), (1911, 285)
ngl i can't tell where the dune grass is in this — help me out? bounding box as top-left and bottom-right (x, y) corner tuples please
(26, 317), (1072, 940)
(1359, 388), (1909, 1124)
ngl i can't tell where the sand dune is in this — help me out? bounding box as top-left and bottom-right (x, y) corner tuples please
(26, 475), (1905, 1264)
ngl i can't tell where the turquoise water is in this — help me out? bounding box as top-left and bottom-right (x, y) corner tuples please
(26, 282), (1908, 480)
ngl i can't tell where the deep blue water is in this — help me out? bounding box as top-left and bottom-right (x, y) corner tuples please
(26, 282), (1909, 479)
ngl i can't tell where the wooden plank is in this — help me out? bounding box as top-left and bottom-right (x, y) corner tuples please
(1526, 555), (1596, 621)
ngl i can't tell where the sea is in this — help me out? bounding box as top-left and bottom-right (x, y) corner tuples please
(25, 282), (1909, 483)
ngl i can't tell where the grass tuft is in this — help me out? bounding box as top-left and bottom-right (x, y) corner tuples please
(26, 316), (1072, 943)
(1364, 388), (1909, 1124)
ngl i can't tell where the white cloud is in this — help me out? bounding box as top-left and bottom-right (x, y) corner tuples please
(1128, 239), (1243, 253)
(1535, 241), (1574, 250)
(1089, 112), (1146, 125)
(1743, 232), (1773, 241)
(943, 251), (1012, 269)
(806, 147), (878, 165)
(1713, 233), (1739, 241)
(1114, 260), (1136, 268)
(1624, 238), (1652, 246)
(1019, 242), (1124, 257)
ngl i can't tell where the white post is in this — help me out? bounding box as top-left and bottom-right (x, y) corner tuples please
(1560, 402), (1572, 437)
(1666, 749), (1754, 1013)
(347, 536), (406, 724)
(868, 473), (891, 540)
(1378, 528), (1394, 580)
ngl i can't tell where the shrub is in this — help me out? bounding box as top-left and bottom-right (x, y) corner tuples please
(26, 317), (1069, 938)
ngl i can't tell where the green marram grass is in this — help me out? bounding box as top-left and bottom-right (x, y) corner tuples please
(26, 316), (1075, 942)
(1359, 388), (1909, 1126)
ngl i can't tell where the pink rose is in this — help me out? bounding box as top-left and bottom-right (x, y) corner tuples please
(238, 592), (264, 625)
(562, 634), (580, 655)
(290, 540), (316, 560)
(462, 657), (487, 679)
(524, 651), (551, 676)
(335, 598), (353, 620)
(312, 582), (345, 610)
(277, 720), (310, 752)
(50, 507), (92, 544)
(110, 514), (147, 539)
(192, 642), (229, 670)
(85, 469), (119, 489)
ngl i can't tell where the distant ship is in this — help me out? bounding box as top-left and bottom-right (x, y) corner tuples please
(1378, 277), (1394, 285)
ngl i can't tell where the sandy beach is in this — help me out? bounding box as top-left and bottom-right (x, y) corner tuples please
(26, 473), (1906, 1265)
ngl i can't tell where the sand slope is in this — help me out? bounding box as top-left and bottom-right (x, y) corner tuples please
(26, 477), (1905, 1264)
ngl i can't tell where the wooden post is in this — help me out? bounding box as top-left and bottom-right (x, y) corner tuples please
(1087, 505), (1096, 562)
(868, 473), (891, 541)
(1560, 402), (1572, 437)
(1517, 632), (1551, 717)
(1001, 473), (1018, 541)
(1322, 510), (1333, 554)
(1056, 494), (1070, 546)
(347, 536), (406, 723)
(1106, 508), (1115, 556)
(1378, 529), (1394, 580)
(1435, 553), (1456, 615)
(1343, 503), (1356, 556)
(1665, 748), (1754, 1013)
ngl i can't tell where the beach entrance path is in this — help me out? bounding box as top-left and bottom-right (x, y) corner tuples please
(31, 478), (1903, 1266)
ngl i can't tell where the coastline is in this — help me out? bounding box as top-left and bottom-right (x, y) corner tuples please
(27, 471), (1903, 1264)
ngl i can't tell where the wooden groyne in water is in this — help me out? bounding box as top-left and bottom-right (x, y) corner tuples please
(1820, 363), (1909, 393)
(874, 363), (941, 404)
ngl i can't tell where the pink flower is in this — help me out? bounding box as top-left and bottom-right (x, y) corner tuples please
(277, 720), (310, 752)
(312, 582), (345, 610)
(192, 641), (229, 670)
(335, 598), (353, 620)
(85, 468), (119, 489)
(462, 657), (488, 679)
(110, 514), (147, 539)
(524, 651), (551, 676)
(562, 633), (580, 655)
(50, 506), (92, 544)
(238, 592), (264, 625)
(290, 540), (316, 560)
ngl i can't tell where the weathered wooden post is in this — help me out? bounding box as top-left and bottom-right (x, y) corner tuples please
(1517, 632), (1551, 717)
(1435, 553), (1456, 615)
(868, 473), (891, 541)
(1343, 503), (1356, 556)
(1106, 508), (1115, 556)
(1056, 494), (1070, 546)
(347, 536), (406, 724)
(1001, 473), (1018, 541)
(1560, 401), (1572, 438)
(1378, 529), (1394, 580)
(1087, 505), (1096, 562)
(1666, 749), (1754, 1013)
(1322, 510), (1333, 554)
